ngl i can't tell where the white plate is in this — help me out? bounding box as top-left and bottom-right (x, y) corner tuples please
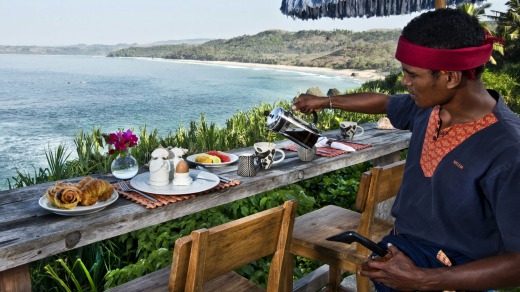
(130, 170), (220, 195)
(39, 191), (118, 216)
(186, 152), (238, 167)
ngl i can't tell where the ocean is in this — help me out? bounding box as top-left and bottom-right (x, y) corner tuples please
(0, 54), (363, 190)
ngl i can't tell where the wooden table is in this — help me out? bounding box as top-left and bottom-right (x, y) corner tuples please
(0, 122), (410, 291)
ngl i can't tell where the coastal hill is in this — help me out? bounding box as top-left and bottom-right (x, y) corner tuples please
(108, 29), (401, 72)
(0, 29), (401, 72)
(0, 39), (211, 56)
(0, 43), (134, 56)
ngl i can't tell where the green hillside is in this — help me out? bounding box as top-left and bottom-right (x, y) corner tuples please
(108, 29), (402, 72)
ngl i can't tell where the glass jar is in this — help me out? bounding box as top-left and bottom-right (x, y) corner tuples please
(111, 149), (138, 179)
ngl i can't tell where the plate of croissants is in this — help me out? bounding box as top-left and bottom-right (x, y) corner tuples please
(39, 177), (118, 216)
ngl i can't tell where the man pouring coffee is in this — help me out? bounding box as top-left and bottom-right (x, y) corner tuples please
(292, 8), (520, 291)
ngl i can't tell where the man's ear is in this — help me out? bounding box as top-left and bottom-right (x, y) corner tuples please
(446, 71), (463, 89)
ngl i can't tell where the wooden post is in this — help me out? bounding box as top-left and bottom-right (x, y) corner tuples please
(435, 0), (447, 9)
(372, 151), (401, 167)
(0, 265), (32, 292)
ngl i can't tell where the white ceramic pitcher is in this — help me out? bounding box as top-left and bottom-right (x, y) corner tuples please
(148, 148), (171, 186)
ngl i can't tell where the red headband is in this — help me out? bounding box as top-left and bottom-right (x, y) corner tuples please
(395, 35), (493, 71)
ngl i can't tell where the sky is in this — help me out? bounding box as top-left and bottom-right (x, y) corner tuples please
(0, 0), (510, 46)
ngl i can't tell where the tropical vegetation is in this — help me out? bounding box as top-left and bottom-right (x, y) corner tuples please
(2, 2), (520, 291)
(488, 0), (520, 64)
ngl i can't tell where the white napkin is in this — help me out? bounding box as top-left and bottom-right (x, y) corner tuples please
(315, 137), (356, 152)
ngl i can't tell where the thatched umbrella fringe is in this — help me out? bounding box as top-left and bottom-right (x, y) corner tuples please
(280, 0), (486, 19)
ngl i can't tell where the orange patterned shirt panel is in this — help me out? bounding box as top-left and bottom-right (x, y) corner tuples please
(420, 106), (498, 177)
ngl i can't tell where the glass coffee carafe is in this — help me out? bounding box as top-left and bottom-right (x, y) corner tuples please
(264, 107), (321, 149)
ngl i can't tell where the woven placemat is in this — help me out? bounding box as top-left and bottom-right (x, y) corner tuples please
(114, 179), (241, 209)
(283, 141), (373, 158)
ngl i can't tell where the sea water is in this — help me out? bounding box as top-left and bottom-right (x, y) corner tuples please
(0, 54), (363, 189)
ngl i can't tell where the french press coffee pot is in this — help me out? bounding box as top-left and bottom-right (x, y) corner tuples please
(264, 107), (321, 149)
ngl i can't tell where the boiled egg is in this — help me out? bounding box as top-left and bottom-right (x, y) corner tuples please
(175, 160), (189, 173)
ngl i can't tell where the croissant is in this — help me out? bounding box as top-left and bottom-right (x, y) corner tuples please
(76, 177), (94, 189)
(80, 179), (114, 206)
(53, 186), (82, 209)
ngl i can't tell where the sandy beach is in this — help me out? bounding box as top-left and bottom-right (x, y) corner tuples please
(144, 58), (387, 82)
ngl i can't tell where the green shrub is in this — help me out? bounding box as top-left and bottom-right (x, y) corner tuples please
(483, 69), (520, 113)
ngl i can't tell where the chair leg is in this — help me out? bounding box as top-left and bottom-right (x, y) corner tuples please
(356, 273), (372, 292)
(283, 256), (295, 292)
(0, 264), (32, 292)
(327, 265), (342, 292)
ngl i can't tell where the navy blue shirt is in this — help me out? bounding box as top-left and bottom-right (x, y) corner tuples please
(387, 90), (520, 260)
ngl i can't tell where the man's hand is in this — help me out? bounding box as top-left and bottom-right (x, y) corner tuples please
(291, 94), (328, 114)
(361, 244), (520, 291)
(360, 243), (425, 291)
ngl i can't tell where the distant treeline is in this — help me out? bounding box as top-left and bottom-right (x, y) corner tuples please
(0, 39), (211, 56)
(0, 44), (134, 56)
(108, 29), (402, 72)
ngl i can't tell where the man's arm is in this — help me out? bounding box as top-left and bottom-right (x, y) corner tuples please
(291, 92), (391, 115)
(361, 244), (520, 291)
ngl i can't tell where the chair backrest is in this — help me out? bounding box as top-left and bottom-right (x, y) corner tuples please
(354, 160), (406, 255)
(168, 200), (298, 292)
(354, 171), (372, 213)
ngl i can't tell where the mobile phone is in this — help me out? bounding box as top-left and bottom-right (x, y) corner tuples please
(326, 231), (390, 258)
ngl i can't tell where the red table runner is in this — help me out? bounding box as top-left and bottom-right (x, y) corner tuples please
(283, 141), (372, 158)
(115, 179), (241, 209)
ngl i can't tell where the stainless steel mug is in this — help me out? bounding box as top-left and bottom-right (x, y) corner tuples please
(237, 153), (259, 177)
(297, 145), (316, 162)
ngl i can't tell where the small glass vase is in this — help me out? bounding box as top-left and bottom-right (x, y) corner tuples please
(111, 149), (138, 179)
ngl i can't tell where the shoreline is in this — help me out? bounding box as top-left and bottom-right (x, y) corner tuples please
(138, 58), (387, 82)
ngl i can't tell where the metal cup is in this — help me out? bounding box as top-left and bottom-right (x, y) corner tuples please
(297, 145), (316, 162)
(237, 153), (259, 177)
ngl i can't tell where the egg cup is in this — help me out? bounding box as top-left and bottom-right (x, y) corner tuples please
(172, 172), (193, 186)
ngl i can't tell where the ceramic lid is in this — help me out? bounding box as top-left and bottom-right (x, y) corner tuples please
(151, 148), (170, 159)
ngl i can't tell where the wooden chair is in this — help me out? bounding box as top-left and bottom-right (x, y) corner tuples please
(168, 199), (298, 292)
(290, 160), (406, 292)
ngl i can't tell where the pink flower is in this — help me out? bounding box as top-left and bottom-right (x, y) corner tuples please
(103, 129), (139, 156)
